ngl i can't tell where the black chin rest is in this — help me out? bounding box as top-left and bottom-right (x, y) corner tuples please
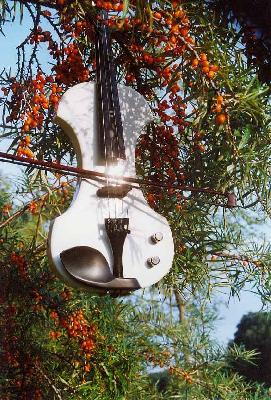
(60, 246), (140, 290)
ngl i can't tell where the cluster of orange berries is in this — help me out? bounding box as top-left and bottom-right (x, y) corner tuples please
(21, 72), (52, 131)
(60, 287), (72, 301)
(2, 18), (92, 146)
(49, 309), (97, 374)
(56, 181), (72, 203)
(2, 202), (12, 216)
(72, 20), (93, 38)
(161, 8), (193, 51)
(53, 43), (89, 85)
(10, 252), (28, 279)
(156, 93), (186, 129)
(213, 94), (227, 125)
(145, 349), (171, 368)
(169, 366), (193, 384)
(111, 6), (192, 49)
(2, 81), (23, 123)
(65, 310), (96, 339)
(28, 200), (39, 214)
(49, 330), (62, 339)
(95, 0), (124, 12)
(32, 289), (43, 303)
(17, 135), (34, 159)
(192, 53), (219, 80)
(139, 125), (180, 169)
(107, 5), (193, 89)
(138, 122), (184, 207)
(126, 43), (165, 69)
(29, 25), (52, 44)
(3, 72), (63, 158)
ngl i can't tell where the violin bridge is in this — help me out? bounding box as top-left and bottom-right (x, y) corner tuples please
(105, 218), (130, 278)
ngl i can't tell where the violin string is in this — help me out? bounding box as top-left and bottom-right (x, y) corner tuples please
(102, 16), (114, 217)
(97, 14), (111, 218)
(95, 21), (106, 217)
(104, 17), (126, 219)
(103, 14), (120, 219)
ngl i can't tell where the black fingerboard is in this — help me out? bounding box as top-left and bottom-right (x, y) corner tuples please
(95, 13), (126, 164)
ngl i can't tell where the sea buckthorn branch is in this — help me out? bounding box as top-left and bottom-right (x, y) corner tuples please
(34, 365), (63, 400)
(0, 174), (76, 229)
(9, 0), (59, 10)
(210, 251), (263, 268)
(16, 2), (41, 80)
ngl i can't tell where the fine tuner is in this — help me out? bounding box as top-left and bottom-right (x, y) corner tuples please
(47, 13), (174, 296)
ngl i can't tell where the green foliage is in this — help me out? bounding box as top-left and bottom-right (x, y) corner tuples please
(0, 0), (270, 398)
(230, 312), (271, 386)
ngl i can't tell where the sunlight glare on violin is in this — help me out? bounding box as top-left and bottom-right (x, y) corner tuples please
(106, 159), (125, 180)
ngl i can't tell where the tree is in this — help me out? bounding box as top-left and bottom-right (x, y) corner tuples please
(0, 0), (270, 398)
(209, 0), (271, 84)
(231, 312), (271, 386)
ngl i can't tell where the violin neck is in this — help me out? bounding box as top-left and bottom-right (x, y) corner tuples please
(95, 13), (126, 164)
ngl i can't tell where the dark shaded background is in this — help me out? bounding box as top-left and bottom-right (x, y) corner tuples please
(209, 0), (271, 83)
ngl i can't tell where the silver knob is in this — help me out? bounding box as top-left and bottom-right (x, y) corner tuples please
(151, 232), (163, 243)
(147, 256), (160, 267)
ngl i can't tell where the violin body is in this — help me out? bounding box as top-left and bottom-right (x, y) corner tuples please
(48, 82), (174, 294)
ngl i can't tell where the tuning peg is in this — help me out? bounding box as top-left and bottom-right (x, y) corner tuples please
(151, 232), (163, 243)
(147, 256), (160, 267)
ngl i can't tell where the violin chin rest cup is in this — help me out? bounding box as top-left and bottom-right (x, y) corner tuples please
(60, 246), (113, 283)
(60, 246), (140, 290)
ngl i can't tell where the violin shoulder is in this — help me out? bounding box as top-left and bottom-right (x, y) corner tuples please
(117, 84), (154, 130)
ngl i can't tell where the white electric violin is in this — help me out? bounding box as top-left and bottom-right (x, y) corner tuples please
(47, 15), (174, 296)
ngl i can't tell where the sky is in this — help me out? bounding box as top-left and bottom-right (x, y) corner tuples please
(0, 5), (268, 345)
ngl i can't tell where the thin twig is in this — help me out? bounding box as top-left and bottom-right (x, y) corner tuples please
(35, 365), (63, 400)
(0, 177), (76, 229)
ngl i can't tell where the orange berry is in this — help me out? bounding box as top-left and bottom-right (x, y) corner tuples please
(175, 9), (185, 19)
(215, 104), (222, 113)
(169, 35), (177, 44)
(210, 64), (219, 72)
(191, 58), (199, 68)
(171, 25), (179, 34)
(216, 95), (224, 104)
(200, 53), (207, 61)
(201, 60), (209, 68)
(208, 70), (215, 79)
(125, 73), (135, 83)
(24, 147), (34, 158)
(197, 143), (206, 152)
(171, 84), (180, 94)
(202, 66), (210, 74)
(179, 27), (189, 37)
(215, 113), (227, 125)
(153, 11), (162, 20)
(165, 17), (172, 26)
